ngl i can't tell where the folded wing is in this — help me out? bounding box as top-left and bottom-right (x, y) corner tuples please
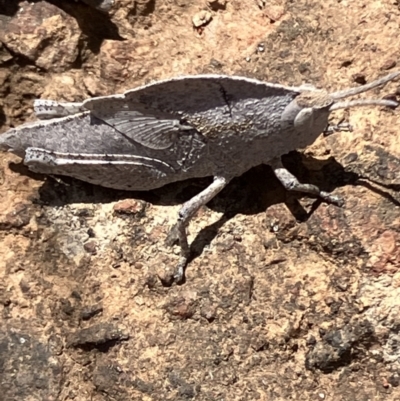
(91, 108), (193, 150)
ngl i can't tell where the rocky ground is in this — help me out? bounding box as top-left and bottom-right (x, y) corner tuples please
(0, 0), (400, 400)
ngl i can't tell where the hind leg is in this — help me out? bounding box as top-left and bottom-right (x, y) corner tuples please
(167, 175), (229, 282)
(24, 147), (175, 191)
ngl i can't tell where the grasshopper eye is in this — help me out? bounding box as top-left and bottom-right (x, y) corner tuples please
(293, 107), (314, 131)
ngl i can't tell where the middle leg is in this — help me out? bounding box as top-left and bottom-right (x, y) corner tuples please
(272, 159), (343, 206)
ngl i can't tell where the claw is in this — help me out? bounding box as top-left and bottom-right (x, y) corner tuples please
(174, 256), (188, 283)
(319, 191), (344, 207)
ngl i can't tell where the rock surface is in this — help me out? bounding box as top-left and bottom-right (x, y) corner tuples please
(1, 0), (400, 400)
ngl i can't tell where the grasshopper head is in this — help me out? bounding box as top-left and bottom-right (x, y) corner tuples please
(292, 90), (333, 135)
(281, 72), (399, 149)
(281, 90), (334, 148)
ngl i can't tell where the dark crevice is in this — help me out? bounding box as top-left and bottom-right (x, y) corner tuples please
(1, 1), (124, 59)
(80, 0), (113, 13)
(0, 106), (6, 128)
(208, 0), (227, 12)
(45, 0), (124, 53)
(0, 0), (21, 16)
(0, 43), (39, 69)
(128, 0), (156, 18)
(75, 338), (123, 353)
(140, 0), (156, 16)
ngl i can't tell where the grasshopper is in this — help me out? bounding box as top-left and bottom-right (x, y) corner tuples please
(0, 72), (398, 281)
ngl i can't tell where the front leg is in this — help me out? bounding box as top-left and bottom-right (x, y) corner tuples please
(323, 122), (353, 137)
(272, 160), (344, 206)
(167, 176), (229, 282)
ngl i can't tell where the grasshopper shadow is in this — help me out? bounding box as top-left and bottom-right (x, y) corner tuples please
(20, 150), (400, 265)
(20, 151), (355, 260)
(15, 149), (400, 263)
(187, 152), (357, 261)
(22, 151), (351, 211)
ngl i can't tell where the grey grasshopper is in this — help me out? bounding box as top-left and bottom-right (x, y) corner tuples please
(0, 72), (399, 281)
